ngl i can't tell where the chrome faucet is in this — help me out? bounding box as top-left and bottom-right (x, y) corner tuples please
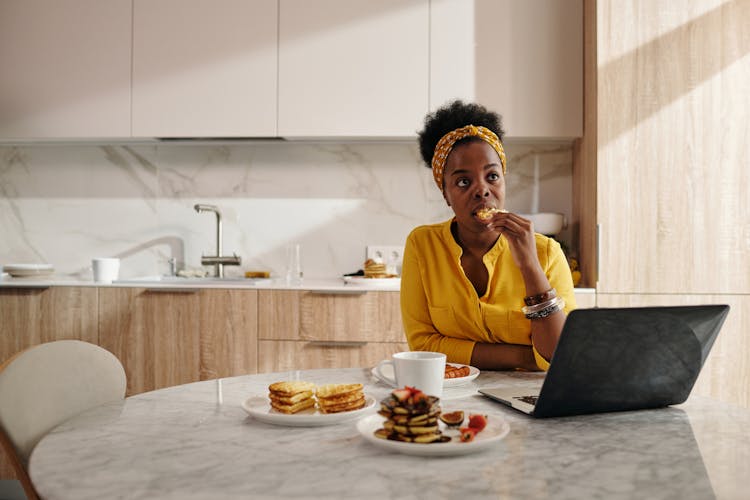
(193, 204), (241, 277)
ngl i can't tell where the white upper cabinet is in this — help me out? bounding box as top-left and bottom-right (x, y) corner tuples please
(0, 0), (131, 139)
(278, 0), (429, 138)
(432, 0), (583, 139)
(132, 0), (277, 137)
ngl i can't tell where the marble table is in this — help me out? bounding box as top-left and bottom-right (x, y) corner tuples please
(29, 368), (749, 500)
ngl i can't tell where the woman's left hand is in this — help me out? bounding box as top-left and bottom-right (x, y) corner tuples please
(485, 212), (540, 272)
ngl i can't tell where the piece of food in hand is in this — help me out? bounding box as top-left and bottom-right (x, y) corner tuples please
(316, 383), (366, 414)
(374, 387), (449, 443)
(439, 410), (465, 427)
(476, 207), (508, 221)
(444, 364), (471, 378)
(268, 380), (316, 414)
(467, 414), (488, 431)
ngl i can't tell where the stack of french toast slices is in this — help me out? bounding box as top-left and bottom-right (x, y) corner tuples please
(374, 387), (450, 443)
(268, 381), (366, 414)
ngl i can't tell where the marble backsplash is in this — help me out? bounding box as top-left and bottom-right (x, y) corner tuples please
(0, 141), (574, 280)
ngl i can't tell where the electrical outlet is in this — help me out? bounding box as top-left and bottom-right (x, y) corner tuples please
(366, 245), (405, 274)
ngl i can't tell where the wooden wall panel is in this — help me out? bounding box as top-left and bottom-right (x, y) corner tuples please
(595, 0), (750, 293)
(258, 340), (408, 372)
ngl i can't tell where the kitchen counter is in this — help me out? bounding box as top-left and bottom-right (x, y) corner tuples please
(0, 274), (596, 295)
(29, 368), (748, 499)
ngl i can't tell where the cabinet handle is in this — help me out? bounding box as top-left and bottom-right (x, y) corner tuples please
(307, 341), (368, 348)
(144, 288), (200, 294)
(309, 290), (367, 295)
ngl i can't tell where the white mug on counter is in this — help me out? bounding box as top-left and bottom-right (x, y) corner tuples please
(374, 351), (446, 397)
(92, 258), (120, 283)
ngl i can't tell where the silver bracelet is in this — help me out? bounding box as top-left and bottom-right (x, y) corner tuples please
(524, 298), (565, 320)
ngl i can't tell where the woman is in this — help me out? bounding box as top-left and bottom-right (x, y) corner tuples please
(401, 100), (576, 371)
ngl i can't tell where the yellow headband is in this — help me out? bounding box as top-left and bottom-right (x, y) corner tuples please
(431, 125), (506, 191)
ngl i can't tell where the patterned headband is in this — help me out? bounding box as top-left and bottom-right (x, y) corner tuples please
(430, 125), (506, 191)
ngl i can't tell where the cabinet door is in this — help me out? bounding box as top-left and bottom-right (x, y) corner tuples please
(594, 0), (750, 294)
(98, 288), (201, 396)
(278, 0), (429, 137)
(258, 340), (408, 371)
(0, 287), (98, 364)
(132, 0), (277, 137)
(597, 294), (750, 409)
(199, 289), (258, 379)
(471, 0), (583, 138)
(258, 290), (405, 342)
(0, 0), (131, 139)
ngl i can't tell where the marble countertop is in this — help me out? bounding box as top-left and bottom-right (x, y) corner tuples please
(29, 368), (748, 500)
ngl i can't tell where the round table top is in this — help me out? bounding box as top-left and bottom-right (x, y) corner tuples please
(29, 367), (750, 500)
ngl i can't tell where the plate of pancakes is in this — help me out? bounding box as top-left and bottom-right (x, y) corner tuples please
(358, 388), (509, 456)
(242, 381), (376, 426)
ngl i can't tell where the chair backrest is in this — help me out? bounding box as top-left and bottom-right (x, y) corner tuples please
(0, 340), (126, 466)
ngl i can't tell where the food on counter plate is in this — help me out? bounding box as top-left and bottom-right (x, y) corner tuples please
(316, 383), (366, 414)
(444, 364), (471, 379)
(374, 387), (450, 443)
(363, 258), (397, 279)
(476, 207), (507, 221)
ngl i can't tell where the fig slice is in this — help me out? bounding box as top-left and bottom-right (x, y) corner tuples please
(439, 410), (465, 427)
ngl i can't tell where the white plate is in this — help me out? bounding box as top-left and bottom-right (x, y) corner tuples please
(342, 276), (401, 289)
(3, 263), (54, 277)
(242, 395), (377, 427)
(371, 363), (480, 388)
(357, 412), (510, 456)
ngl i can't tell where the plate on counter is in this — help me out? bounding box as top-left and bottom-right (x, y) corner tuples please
(3, 263), (54, 277)
(371, 363), (480, 388)
(342, 276), (401, 289)
(357, 412), (510, 457)
(242, 395), (377, 427)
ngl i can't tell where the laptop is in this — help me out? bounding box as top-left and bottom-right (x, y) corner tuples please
(478, 305), (730, 418)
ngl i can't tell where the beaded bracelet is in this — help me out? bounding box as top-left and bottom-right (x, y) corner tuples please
(523, 298), (565, 320)
(524, 288), (557, 306)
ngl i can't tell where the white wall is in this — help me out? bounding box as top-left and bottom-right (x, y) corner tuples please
(0, 141), (573, 280)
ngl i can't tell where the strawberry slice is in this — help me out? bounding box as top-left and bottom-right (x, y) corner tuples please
(468, 414), (488, 432)
(459, 427), (477, 442)
(392, 388), (411, 402)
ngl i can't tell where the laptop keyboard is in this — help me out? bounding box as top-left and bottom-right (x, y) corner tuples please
(513, 395), (539, 406)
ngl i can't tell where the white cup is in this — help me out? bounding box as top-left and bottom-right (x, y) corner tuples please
(92, 258), (120, 283)
(374, 351), (446, 397)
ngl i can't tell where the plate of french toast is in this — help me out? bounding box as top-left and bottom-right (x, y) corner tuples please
(358, 387), (509, 456)
(242, 381), (376, 426)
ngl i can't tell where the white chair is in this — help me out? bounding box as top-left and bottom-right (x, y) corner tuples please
(0, 340), (126, 500)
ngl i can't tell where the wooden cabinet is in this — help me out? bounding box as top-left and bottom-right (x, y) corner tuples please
(98, 288), (257, 396)
(0, 287), (98, 364)
(578, 0), (750, 294)
(132, 0), (277, 137)
(432, 0), (583, 138)
(0, 0), (131, 139)
(257, 290), (408, 371)
(278, 0), (429, 137)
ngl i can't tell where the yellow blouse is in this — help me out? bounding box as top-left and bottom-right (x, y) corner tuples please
(400, 219), (577, 371)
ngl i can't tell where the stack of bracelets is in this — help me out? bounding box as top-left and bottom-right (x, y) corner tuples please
(522, 288), (565, 320)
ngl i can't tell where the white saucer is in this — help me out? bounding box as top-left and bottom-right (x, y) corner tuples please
(3, 263), (54, 277)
